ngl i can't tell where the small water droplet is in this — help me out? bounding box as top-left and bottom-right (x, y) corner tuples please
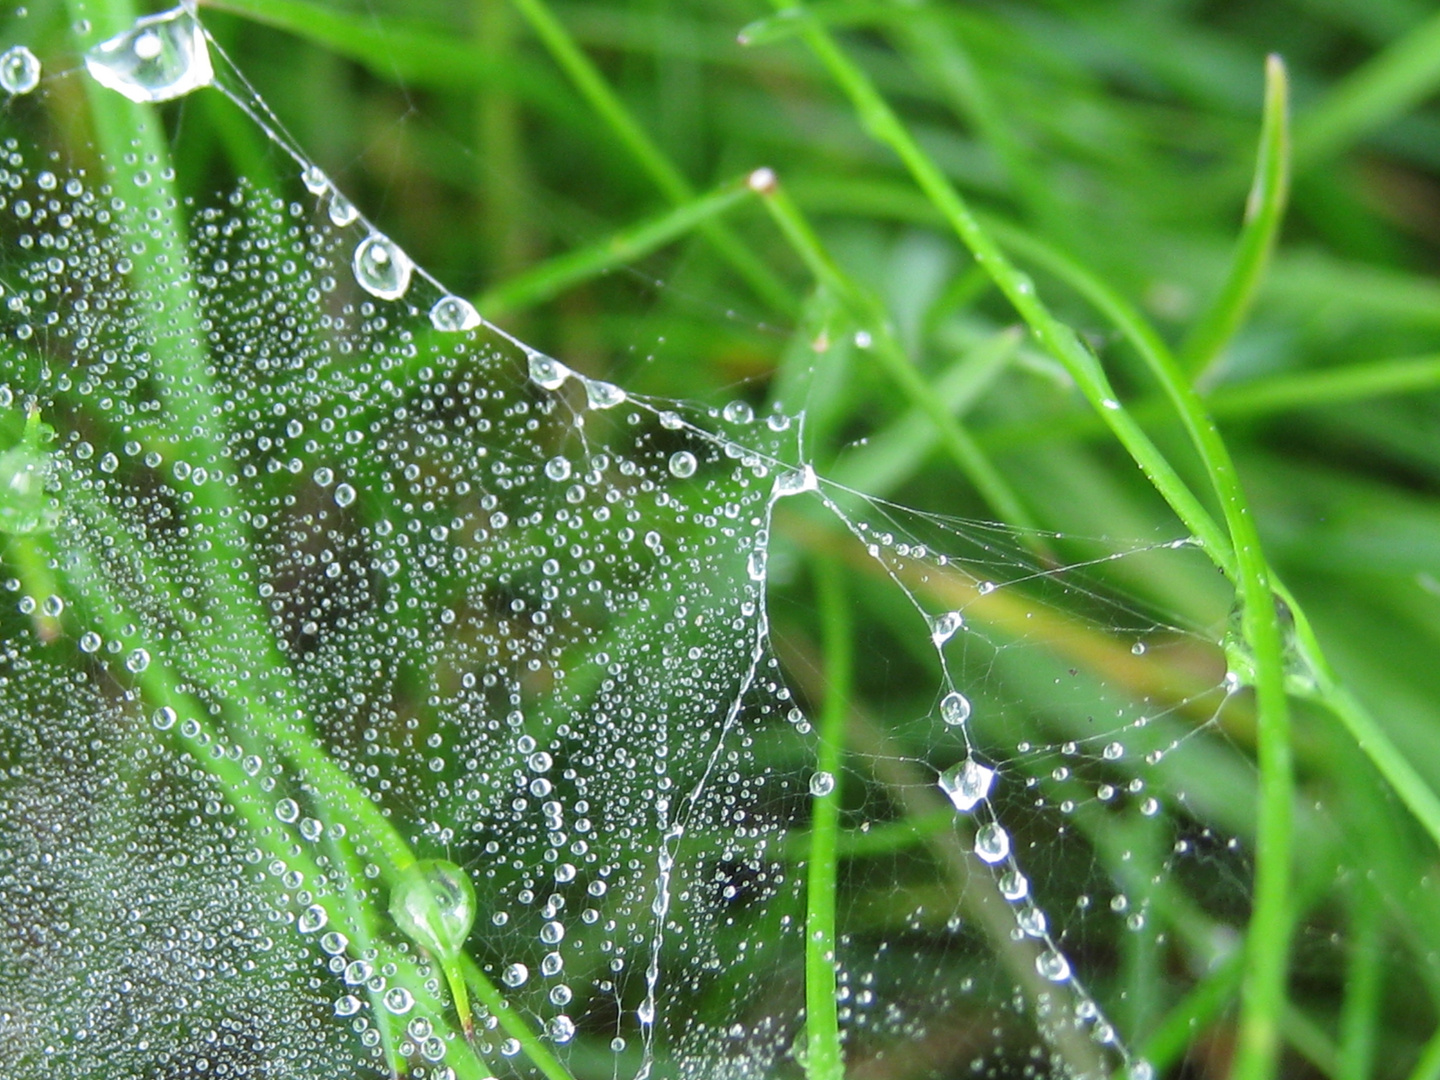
(333, 483), (356, 508)
(722, 400), (754, 424)
(0, 46), (41, 95)
(772, 464), (817, 498)
(668, 451), (697, 479)
(327, 192), (358, 227)
(930, 610), (964, 646)
(84, 6), (213, 104)
(389, 859), (476, 960)
(974, 822), (1010, 863)
(300, 164), (329, 195)
(527, 353), (570, 391)
(939, 690), (971, 726)
(503, 963), (529, 987)
(939, 757), (993, 812)
(430, 294), (480, 332)
(583, 377), (626, 409)
(298, 904), (327, 933)
(1036, 948), (1071, 982)
(809, 770), (836, 797)
(353, 233), (413, 301)
(383, 986), (415, 1014)
(999, 869), (1029, 901)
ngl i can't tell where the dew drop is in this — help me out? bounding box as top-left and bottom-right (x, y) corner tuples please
(722, 400), (754, 424)
(275, 798), (299, 824)
(999, 869), (1029, 902)
(78, 631), (102, 654)
(430, 294), (481, 332)
(502, 962), (529, 987)
(298, 904), (327, 933)
(974, 822), (1010, 863)
(300, 164), (329, 195)
(583, 377), (626, 409)
(353, 234), (413, 301)
(548, 1015), (576, 1044)
(152, 705), (176, 731)
(939, 690), (971, 726)
(333, 483), (356, 508)
(320, 931), (349, 956)
(327, 192), (358, 227)
(125, 648), (150, 674)
(930, 611), (963, 646)
(84, 6), (213, 104)
(0, 46), (41, 95)
(809, 771), (836, 797)
(389, 859), (476, 960)
(544, 457), (571, 482)
(334, 994), (362, 1017)
(383, 986), (415, 1014)
(772, 464), (817, 498)
(939, 757), (993, 812)
(527, 353), (571, 391)
(1036, 948), (1072, 982)
(668, 451), (697, 479)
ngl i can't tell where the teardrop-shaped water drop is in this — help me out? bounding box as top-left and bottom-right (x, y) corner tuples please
(300, 164), (329, 196)
(0, 46), (41, 95)
(938, 756), (993, 812)
(389, 858), (477, 960)
(430, 294), (481, 332)
(353, 233), (413, 301)
(84, 6), (213, 104)
(527, 353), (571, 391)
(974, 822), (1010, 864)
(583, 377), (626, 409)
(1036, 948), (1071, 982)
(327, 192), (358, 227)
(930, 610), (963, 646)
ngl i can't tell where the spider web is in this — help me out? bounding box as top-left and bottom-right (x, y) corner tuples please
(0, 7), (1253, 1080)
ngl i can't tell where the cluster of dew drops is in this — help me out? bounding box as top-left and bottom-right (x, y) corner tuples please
(0, 9), (1165, 1080)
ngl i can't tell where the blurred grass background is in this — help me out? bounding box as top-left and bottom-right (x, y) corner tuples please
(11, 0), (1440, 1075)
(188, 0), (1440, 1074)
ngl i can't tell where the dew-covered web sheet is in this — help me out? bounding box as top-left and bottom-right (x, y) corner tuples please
(0, 6), (1255, 1080)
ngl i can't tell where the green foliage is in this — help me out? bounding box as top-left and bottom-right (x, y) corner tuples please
(8, 0), (1440, 1077)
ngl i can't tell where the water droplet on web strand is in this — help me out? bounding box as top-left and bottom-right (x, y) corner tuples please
(583, 377), (626, 409)
(389, 859), (477, 960)
(938, 757), (993, 812)
(502, 962), (529, 987)
(0, 46), (41, 95)
(939, 690), (971, 726)
(999, 869), (1029, 902)
(383, 986), (415, 1014)
(1035, 948), (1072, 982)
(930, 610), (963, 646)
(300, 164), (329, 195)
(84, 5), (214, 104)
(974, 822), (1010, 863)
(527, 353), (571, 391)
(668, 451), (697, 479)
(430, 294), (481, 333)
(298, 904), (327, 933)
(353, 233), (413, 301)
(327, 191), (358, 227)
(772, 464), (817, 498)
(809, 771), (836, 797)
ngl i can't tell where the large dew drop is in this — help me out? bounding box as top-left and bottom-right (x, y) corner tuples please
(353, 233), (414, 301)
(939, 756), (994, 812)
(430, 294), (481, 332)
(0, 46), (41, 95)
(389, 859), (477, 960)
(84, 5), (214, 104)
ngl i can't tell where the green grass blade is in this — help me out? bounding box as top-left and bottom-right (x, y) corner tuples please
(803, 558), (850, 1080)
(1180, 55), (1291, 381)
(479, 177), (758, 317)
(508, 0), (796, 315)
(1294, 10), (1440, 169)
